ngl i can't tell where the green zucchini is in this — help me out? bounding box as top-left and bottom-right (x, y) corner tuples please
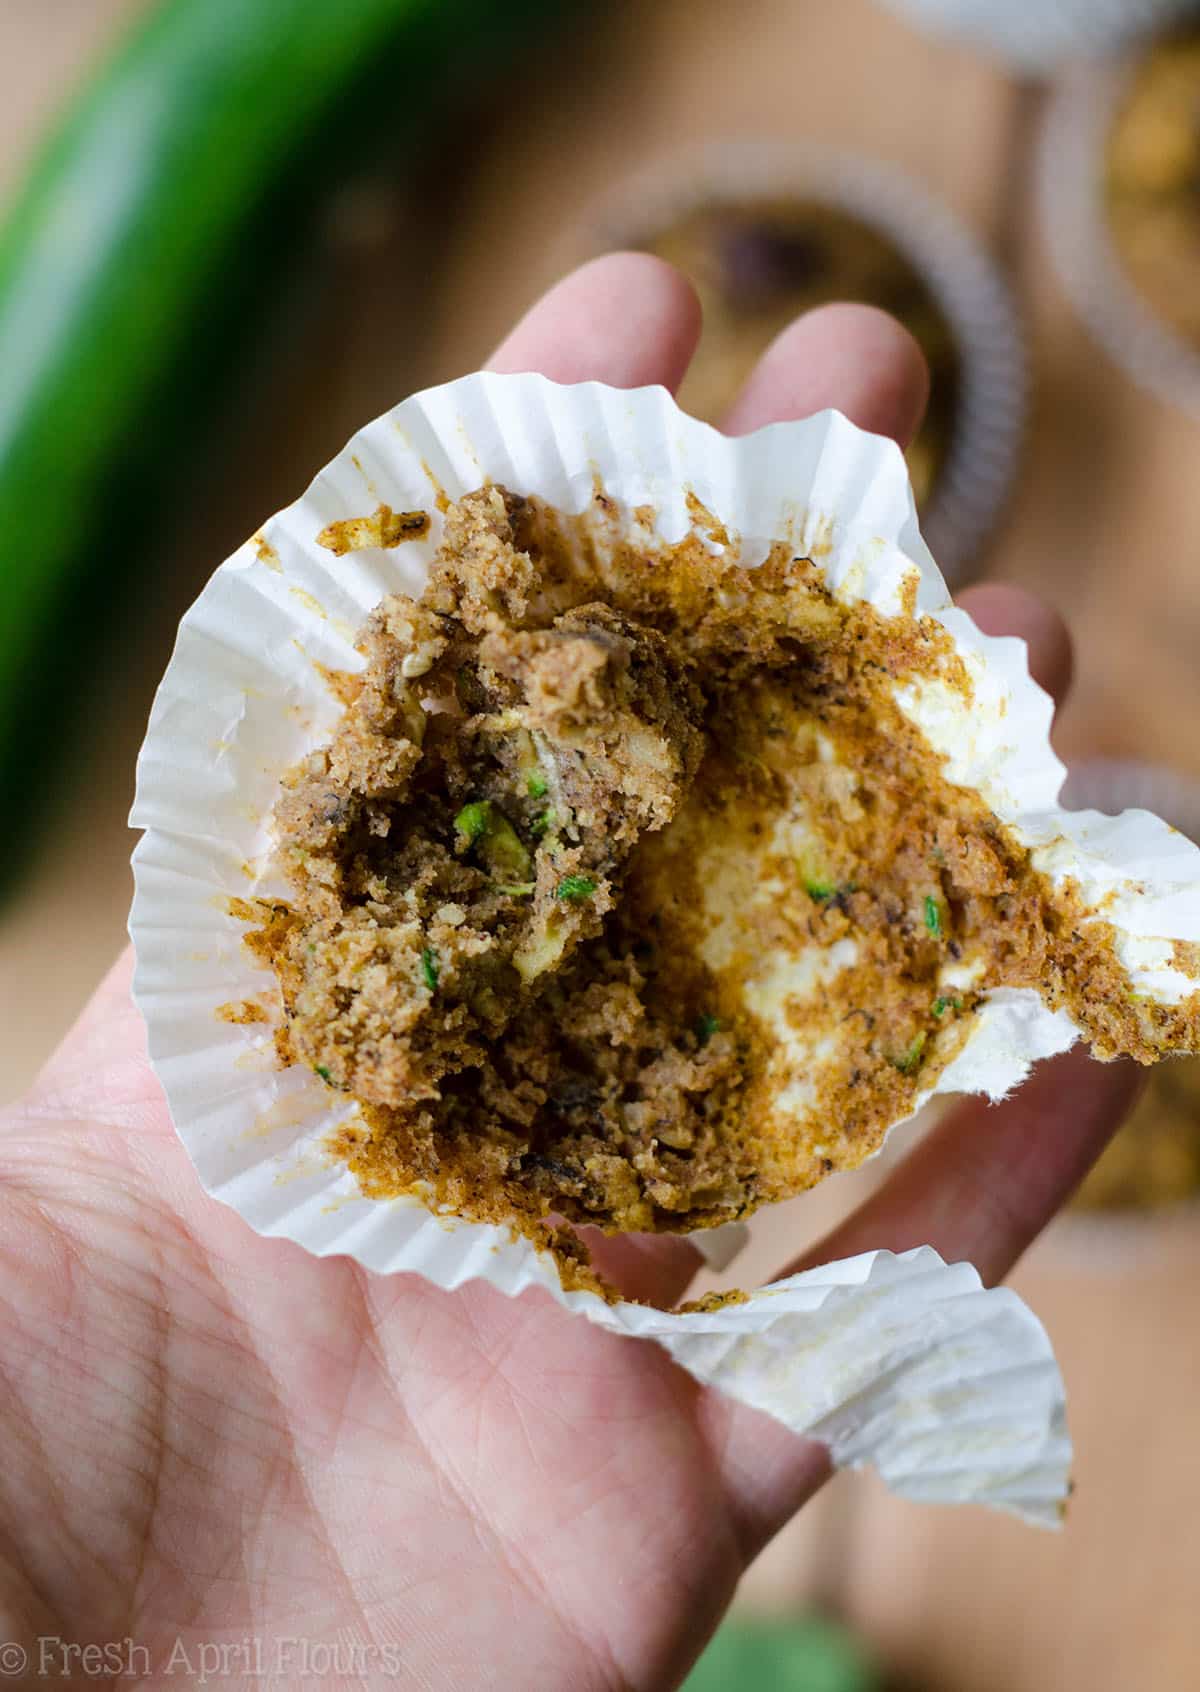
(0, 0), (563, 886)
(684, 1616), (879, 1692)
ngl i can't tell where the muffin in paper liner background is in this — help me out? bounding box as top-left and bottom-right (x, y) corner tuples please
(130, 373), (1200, 1524)
(573, 141), (1026, 584)
(1040, 37), (1200, 419)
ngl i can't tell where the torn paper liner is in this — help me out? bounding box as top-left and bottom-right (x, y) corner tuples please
(130, 373), (1200, 1524)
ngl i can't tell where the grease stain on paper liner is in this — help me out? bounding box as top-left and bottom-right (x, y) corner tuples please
(252, 531), (280, 572)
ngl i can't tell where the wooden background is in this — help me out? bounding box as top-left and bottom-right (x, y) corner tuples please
(2, 2), (1200, 1686)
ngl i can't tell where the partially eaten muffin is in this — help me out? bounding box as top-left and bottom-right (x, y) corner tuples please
(243, 485), (1200, 1236)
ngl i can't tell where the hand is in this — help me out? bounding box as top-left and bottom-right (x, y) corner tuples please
(0, 256), (1138, 1690)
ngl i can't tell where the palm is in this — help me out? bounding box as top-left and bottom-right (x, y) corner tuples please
(0, 258), (1134, 1690)
(4, 958), (752, 1686)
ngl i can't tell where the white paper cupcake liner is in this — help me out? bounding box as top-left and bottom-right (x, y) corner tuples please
(879, 0), (1198, 71)
(573, 140), (1026, 583)
(1039, 57), (1200, 418)
(130, 373), (1200, 1526)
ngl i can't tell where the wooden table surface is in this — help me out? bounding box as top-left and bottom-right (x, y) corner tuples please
(3, 3), (1200, 1687)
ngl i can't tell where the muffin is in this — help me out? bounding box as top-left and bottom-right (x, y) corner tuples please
(128, 377), (1200, 1519)
(1106, 25), (1200, 350)
(131, 374), (1200, 1260)
(1041, 28), (1200, 415)
(232, 477), (1200, 1240)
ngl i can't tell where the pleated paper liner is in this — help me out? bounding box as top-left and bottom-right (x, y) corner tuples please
(130, 374), (1200, 1523)
(570, 140), (1026, 583)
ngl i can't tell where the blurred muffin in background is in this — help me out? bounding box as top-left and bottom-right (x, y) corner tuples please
(1106, 26), (1200, 349)
(639, 198), (961, 511)
(1041, 24), (1200, 416)
(579, 146), (1025, 582)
